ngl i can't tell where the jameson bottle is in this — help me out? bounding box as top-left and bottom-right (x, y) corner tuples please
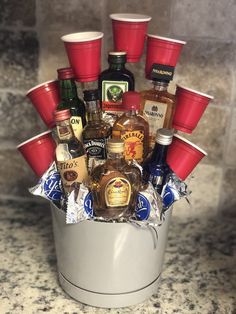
(57, 67), (86, 141)
(142, 128), (173, 194)
(54, 109), (88, 194)
(82, 89), (111, 172)
(98, 52), (134, 122)
(140, 78), (176, 150)
(89, 139), (141, 219)
(112, 91), (149, 164)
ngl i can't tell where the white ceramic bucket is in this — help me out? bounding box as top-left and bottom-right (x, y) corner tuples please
(51, 204), (172, 308)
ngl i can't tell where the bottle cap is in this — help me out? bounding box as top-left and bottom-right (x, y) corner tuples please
(107, 139), (125, 153)
(122, 91), (141, 110)
(54, 109), (71, 122)
(57, 67), (75, 80)
(108, 51), (127, 64)
(83, 89), (99, 102)
(156, 128), (173, 145)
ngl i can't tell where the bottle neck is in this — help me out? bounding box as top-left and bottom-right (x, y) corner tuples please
(151, 143), (169, 164)
(86, 100), (102, 123)
(109, 62), (125, 71)
(107, 151), (125, 160)
(151, 80), (169, 92)
(56, 118), (74, 142)
(60, 79), (78, 101)
(125, 109), (138, 116)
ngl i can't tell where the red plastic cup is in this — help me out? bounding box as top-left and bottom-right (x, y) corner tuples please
(27, 80), (60, 129)
(61, 31), (104, 82)
(167, 134), (207, 181)
(173, 85), (214, 134)
(145, 35), (186, 79)
(110, 13), (152, 63)
(17, 130), (56, 177)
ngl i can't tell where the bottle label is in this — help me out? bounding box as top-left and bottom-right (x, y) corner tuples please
(102, 80), (128, 111)
(119, 130), (144, 162)
(57, 155), (88, 194)
(57, 122), (73, 141)
(105, 177), (131, 207)
(143, 100), (167, 136)
(83, 138), (108, 170)
(70, 116), (83, 141)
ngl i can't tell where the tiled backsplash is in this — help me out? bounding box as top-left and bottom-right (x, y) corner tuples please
(0, 0), (235, 216)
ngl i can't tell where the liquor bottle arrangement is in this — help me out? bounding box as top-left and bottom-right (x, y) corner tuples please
(82, 89), (112, 171)
(112, 91), (149, 164)
(89, 139), (141, 219)
(57, 67), (86, 141)
(54, 109), (88, 194)
(98, 52), (135, 124)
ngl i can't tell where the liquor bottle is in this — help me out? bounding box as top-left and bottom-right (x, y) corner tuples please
(112, 91), (149, 164)
(54, 109), (88, 194)
(98, 52), (135, 123)
(57, 67), (86, 141)
(142, 128), (173, 194)
(82, 89), (112, 171)
(89, 139), (141, 219)
(140, 79), (176, 150)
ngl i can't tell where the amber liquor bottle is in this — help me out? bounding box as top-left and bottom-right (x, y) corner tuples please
(89, 139), (141, 219)
(54, 109), (88, 194)
(112, 91), (149, 164)
(140, 79), (176, 150)
(57, 67), (86, 141)
(82, 90), (111, 171)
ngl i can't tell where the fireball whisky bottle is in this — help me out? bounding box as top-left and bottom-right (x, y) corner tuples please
(112, 91), (149, 164)
(140, 79), (176, 150)
(89, 139), (141, 219)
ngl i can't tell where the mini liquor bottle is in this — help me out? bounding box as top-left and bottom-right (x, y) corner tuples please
(140, 79), (175, 150)
(142, 128), (173, 194)
(98, 52), (134, 123)
(112, 91), (149, 163)
(82, 89), (111, 171)
(54, 109), (88, 194)
(57, 67), (86, 141)
(89, 139), (141, 219)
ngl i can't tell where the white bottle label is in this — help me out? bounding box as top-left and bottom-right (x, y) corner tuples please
(143, 100), (167, 137)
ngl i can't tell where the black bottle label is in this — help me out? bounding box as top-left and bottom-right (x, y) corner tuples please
(101, 80), (128, 111)
(151, 64), (175, 81)
(83, 138), (108, 170)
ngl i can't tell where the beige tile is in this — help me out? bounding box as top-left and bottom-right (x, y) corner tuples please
(219, 167), (236, 217)
(225, 109), (236, 166)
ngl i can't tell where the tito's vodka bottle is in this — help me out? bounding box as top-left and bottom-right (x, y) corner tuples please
(54, 109), (88, 194)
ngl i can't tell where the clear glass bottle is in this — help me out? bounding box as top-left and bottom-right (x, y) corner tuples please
(89, 139), (141, 219)
(112, 91), (149, 164)
(82, 89), (112, 172)
(142, 128), (173, 194)
(54, 109), (88, 194)
(140, 79), (175, 150)
(57, 67), (86, 141)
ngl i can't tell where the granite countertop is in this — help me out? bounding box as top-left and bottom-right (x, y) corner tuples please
(0, 199), (235, 314)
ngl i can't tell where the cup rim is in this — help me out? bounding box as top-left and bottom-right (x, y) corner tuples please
(173, 134), (208, 156)
(17, 130), (52, 149)
(26, 80), (58, 96)
(61, 31), (104, 43)
(176, 84), (214, 99)
(109, 13), (152, 22)
(147, 34), (186, 45)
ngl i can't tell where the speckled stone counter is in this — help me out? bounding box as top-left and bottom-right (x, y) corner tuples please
(0, 199), (235, 314)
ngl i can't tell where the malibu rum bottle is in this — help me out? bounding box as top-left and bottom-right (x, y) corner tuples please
(82, 89), (111, 171)
(57, 67), (86, 141)
(89, 139), (141, 219)
(140, 79), (175, 150)
(112, 91), (149, 164)
(54, 109), (88, 194)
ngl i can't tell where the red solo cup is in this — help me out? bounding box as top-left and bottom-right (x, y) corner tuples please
(167, 134), (207, 181)
(173, 85), (214, 134)
(27, 80), (60, 129)
(17, 130), (56, 177)
(110, 13), (152, 63)
(61, 31), (103, 82)
(145, 35), (186, 79)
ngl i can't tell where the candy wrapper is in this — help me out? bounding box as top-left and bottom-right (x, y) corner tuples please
(29, 162), (63, 207)
(161, 172), (191, 211)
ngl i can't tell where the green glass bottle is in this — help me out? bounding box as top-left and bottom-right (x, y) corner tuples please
(57, 67), (86, 141)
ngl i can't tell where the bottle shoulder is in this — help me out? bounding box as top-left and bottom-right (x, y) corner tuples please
(140, 89), (175, 103)
(113, 113), (147, 131)
(99, 70), (134, 84)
